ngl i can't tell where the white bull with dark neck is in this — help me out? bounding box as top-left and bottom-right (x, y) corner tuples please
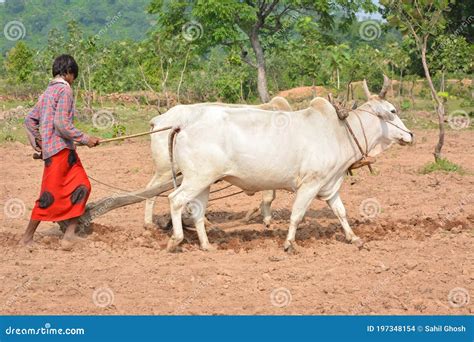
(165, 77), (414, 251)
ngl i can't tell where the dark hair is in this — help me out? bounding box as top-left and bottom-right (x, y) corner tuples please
(52, 54), (79, 79)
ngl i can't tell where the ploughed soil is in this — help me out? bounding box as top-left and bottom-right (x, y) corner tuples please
(0, 129), (473, 315)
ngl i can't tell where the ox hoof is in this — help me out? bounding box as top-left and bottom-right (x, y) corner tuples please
(283, 240), (297, 254)
(200, 243), (216, 252)
(351, 238), (365, 250)
(166, 237), (183, 253)
(263, 218), (272, 229)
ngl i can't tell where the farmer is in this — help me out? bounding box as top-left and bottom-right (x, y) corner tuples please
(20, 54), (100, 248)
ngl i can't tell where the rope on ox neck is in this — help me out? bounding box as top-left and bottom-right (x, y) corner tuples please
(332, 100), (412, 175)
(330, 99), (374, 174)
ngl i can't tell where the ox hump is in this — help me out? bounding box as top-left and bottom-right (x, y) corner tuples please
(258, 96), (292, 111)
(309, 97), (336, 116)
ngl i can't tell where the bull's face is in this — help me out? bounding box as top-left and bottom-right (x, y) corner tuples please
(370, 98), (414, 146)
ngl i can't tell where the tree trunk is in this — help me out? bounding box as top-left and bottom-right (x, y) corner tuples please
(440, 70), (445, 92)
(421, 36), (445, 161)
(177, 49), (190, 103)
(409, 80), (415, 107)
(399, 69), (403, 97)
(249, 29), (270, 103)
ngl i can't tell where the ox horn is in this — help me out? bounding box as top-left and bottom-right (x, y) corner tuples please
(362, 79), (371, 100)
(379, 74), (391, 99)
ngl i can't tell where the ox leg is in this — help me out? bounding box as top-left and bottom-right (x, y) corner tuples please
(167, 181), (212, 252)
(326, 193), (364, 249)
(284, 183), (320, 252)
(167, 189), (184, 252)
(191, 187), (214, 251)
(261, 190), (276, 228)
(144, 172), (168, 229)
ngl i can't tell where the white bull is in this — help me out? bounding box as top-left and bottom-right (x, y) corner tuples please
(164, 76), (414, 251)
(144, 97), (292, 229)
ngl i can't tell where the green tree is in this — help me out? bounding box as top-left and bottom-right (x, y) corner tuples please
(430, 34), (472, 91)
(384, 39), (411, 97)
(147, 0), (375, 102)
(382, 0), (453, 161)
(325, 44), (349, 89)
(4, 41), (34, 83)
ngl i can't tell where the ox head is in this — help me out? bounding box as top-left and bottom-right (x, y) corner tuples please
(362, 75), (414, 147)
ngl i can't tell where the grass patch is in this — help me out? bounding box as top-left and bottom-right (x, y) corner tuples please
(421, 158), (465, 174)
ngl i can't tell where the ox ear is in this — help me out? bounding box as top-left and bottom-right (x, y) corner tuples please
(362, 79), (371, 100)
(379, 74), (391, 99)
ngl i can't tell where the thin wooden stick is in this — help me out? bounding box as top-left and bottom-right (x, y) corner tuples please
(32, 126), (174, 159)
(99, 126), (173, 143)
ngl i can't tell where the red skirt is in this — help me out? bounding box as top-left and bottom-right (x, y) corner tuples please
(31, 148), (91, 222)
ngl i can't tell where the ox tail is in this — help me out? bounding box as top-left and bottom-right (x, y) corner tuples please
(168, 126), (181, 189)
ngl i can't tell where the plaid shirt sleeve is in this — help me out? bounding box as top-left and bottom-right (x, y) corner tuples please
(24, 102), (42, 151)
(53, 86), (89, 144)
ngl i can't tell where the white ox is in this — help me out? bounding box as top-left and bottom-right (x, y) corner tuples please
(145, 97), (292, 229)
(163, 76), (414, 251)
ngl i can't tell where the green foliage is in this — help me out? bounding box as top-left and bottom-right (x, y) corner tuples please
(0, 0), (153, 54)
(112, 123), (127, 138)
(401, 99), (411, 110)
(437, 91), (449, 101)
(430, 34), (473, 74)
(0, 0), (471, 104)
(421, 158), (465, 174)
(381, 0), (452, 42)
(4, 41), (34, 83)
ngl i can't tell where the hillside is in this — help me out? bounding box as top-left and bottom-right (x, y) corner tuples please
(0, 0), (153, 54)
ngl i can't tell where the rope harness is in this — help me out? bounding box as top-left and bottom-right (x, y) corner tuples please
(330, 98), (411, 175)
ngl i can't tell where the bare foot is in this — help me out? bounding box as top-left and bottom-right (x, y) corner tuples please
(18, 236), (34, 246)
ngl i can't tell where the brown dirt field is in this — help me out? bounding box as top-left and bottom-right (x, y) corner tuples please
(0, 129), (473, 315)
